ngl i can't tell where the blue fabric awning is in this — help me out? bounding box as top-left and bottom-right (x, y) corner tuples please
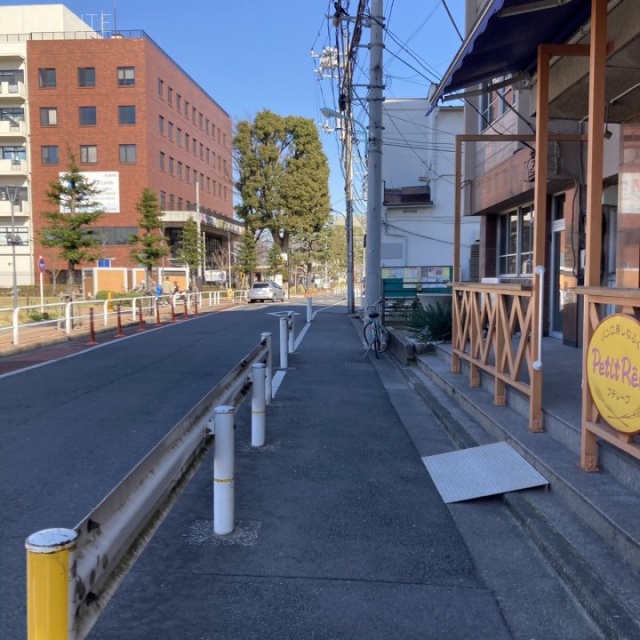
(429, 0), (592, 110)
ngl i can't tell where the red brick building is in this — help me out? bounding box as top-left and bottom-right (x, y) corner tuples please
(1, 7), (238, 288)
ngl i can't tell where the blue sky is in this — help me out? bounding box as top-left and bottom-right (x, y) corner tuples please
(12, 0), (464, 212)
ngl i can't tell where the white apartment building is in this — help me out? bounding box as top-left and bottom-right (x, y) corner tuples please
(381, 99), (479, 284)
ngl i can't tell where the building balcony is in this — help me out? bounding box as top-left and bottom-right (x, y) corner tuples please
(0, 158), (28, 174)
(0, 119), (26, 137)
(0, 80), (26, 100)
(0, 199), (30, 217)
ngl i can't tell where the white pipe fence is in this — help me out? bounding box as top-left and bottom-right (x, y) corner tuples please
(0, 290), (245, 347)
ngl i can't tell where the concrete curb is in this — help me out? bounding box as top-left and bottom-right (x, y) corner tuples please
(397, 361), (640, 640)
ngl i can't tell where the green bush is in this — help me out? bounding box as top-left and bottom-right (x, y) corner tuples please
(26, 310), (55, 322)
(406, 299), (452, 344)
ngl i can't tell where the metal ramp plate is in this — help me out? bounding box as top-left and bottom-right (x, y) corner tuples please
(422, 442), (548, 504)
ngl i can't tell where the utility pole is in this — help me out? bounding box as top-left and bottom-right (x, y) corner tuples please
(365, 0), (384, 313)
(340, 14), (355, 315)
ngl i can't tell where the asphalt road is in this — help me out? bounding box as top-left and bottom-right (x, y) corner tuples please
(1, 301), (296, 638)
(1, 298), (604, 639)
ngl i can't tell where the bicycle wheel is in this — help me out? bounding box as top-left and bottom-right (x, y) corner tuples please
(363, 321), (375, 345)
(363, 321), (380, 358)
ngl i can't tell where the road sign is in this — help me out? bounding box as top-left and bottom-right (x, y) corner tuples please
(38, 256), (45, 273)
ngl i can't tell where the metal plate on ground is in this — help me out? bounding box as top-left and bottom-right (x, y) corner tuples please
(422, 442), (548, 504)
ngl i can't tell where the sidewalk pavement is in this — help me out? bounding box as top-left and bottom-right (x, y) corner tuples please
(87, 304), (601, 639)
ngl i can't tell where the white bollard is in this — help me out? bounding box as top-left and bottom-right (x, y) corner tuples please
(279, 316), (288, 369)
(251, 363), (266, 447)
(261, 332), (273, 404)
(213, 405), (235, 536)
(288, 311), (295, 354)
(306, 296), (312, 323)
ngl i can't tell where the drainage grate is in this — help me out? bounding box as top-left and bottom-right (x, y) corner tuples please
(422, 442), (548, 504)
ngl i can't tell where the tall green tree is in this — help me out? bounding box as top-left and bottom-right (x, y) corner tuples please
(236, 231), (257, 288)
(234, 110), (331, 285)
(175, 216), (202, 288)
(129, 187), (169, 290)
(40, 153), (104, 295)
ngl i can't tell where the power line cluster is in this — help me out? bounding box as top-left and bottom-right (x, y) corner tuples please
(311, 1), (463, 214)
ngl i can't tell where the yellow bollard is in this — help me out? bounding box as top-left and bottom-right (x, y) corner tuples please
(107, 291), (113, 312)
(26, 528), (77, 640)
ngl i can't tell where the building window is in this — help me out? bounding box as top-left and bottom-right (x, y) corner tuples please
(176, 94), (182, 111)
(2, 146), (26, 161)
(118, 105), (136, 125)
(38, 68), (56, 88)
(206, 119), (210, 135)
(168, 121), (174, 141)
(169, 193), (175, 209)
(168, 156), (174, 175)
(158, 78), (164, 98)
(159, 115), (165, 135)
(184, 100), (189, 118)
(498, 206), (533, 277)
(185, 165), (190, 184)
(159, 152), (165, 171)
(192, 106), (197, 123)
(78, 67), (96, 87)
(91, 227), (137, 245)
(80, 145), (98, 163)
(79, 106), (97, 126)
(119, 144), (136, 163)
(192, 137), (196, 154)
(159, 191), (166, 209)
(117, 67), (135, 86)
(40, 107), (57, 126)
(41, 145), (59, 164)
(176, 128), (182, 145)
(177, 161), (182, 179)
(199, 143), (204, 159)
(480, 78), (517, 131)
(184, 133), (189, 149)
(178, 197), (183, 211)
(167, 87), (173, 106)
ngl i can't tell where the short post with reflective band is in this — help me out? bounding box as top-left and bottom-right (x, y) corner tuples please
(251, 363), (266, 447)
(279, 316), (288, 369)
(261, 332), (273, 403)
(213, 405), (235, 535)
(26, 527), (78, 640)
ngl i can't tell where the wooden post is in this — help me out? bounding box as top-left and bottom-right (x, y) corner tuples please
(581, 0), (608, 471)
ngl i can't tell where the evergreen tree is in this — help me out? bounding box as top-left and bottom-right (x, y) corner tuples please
(129, 188), (169, 290)
(267, 243), (284, 279)
(175, 216), (202, 288)
(39, 153), (104, 295)
(236, 231), (257, 288)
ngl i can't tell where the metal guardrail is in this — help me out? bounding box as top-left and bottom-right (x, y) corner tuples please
(26, 335), (271, 640)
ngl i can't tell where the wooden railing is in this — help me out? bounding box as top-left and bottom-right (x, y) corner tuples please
(451, 282), (541, 430)
(580, 287), (640, 471)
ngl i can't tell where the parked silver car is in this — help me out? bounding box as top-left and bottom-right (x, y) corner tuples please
(248, 281), (286, 303)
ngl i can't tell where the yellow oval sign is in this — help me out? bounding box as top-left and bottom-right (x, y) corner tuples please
(587, 314), (640, 434)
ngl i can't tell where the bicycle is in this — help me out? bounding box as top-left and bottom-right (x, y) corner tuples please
(363, 299), (389, 358)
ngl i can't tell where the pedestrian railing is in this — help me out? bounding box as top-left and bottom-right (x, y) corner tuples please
(0, 291), (236, 347)
(25, 332), (275, 640)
